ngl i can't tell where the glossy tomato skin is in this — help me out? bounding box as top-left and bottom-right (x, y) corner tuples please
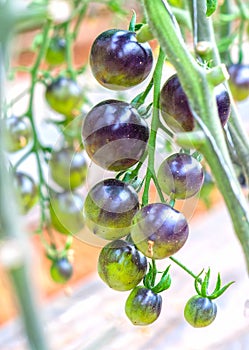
(45, 77), (83, 117)
(13, 172), (38, 214)
(98, 240), (147, 291)
(125, 286), (162, 325)
(157, 153), (204, 199)
(82, 100), (149, 171)
(131, 203), (189, 259)
(49, 147), (87, 190)
(90, 29), (153, 90)
(83, 179), (139, 240)
(4, 116), (32, 153)
(50, 257), (73, 283)
(184, 295), (217, 327)
(160, 74), (231, 132)
(45, 36), (66, 66)
(228, 64), (249, 101)
(49, 191), (84, 235)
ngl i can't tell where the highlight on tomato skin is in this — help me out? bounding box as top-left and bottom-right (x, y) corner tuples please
(83, 178), (139, 240)
(125, 286), (162, 325)
(131, 203), (189, 259)
(82, 99), (149, 171)
(157, 153), (204, 200)
(160, 73), (231, 133)
(90, 29), (153, 91)
(184, 295), (217, 328)
(98, 239), (148, 291)
(228, 64), (249, 101)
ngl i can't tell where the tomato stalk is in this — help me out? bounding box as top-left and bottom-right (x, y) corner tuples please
(142, 0), (249, 272)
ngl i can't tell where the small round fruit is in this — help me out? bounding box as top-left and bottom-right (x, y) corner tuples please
(50, 257), (73, 283)
(184, 295), (217, 328)
(49, 147), (87, 190)
(125, 286), (162, 325)
(131, 203), (189, 259)
(83, 178), (139, 240)
(228, 64), (249, 101)
(90, 29), (153, 90)
(13, 172), (38, 214)
(98, 240), (147, 291)
(49, 191), (84, 235)
(157, 153), (204, 199)
(82, 100), (149, 171)
(160, 74), (231, 132)
(4, 116), (32, 153)
(45, 36), (66, 66)
(45, 77), (83, 117)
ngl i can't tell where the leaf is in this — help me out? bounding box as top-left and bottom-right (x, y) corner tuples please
(206, 0), (218, 17)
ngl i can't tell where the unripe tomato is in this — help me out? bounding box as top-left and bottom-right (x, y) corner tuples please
(228, 64), (249, 101)
(98, 240), (147, 291)
(90, 29), (153, 90)
(50, 257), (73, 283)
(3, 116), (32, 153)
(184, 295), (217, 327)
(13, 172), (38, 214)
(45, 36), (66, 66)
(45, 77), (83, 118)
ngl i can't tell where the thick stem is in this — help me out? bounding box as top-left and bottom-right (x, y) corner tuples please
(142, 0), (249, 271)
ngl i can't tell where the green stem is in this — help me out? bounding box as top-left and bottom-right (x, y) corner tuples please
(142, 48), (165, 205)
(143, 0), (249, 272)
(219, 0), (232, 63)
(65, 21), (76, 79)
(169, 256), (199, 280)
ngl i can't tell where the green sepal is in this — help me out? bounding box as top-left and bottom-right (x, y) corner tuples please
(194, 269), (204, 295)
(206, 0), (218, 17)
(129, 10), (136, 32)
(151, 265), (171, 293)
(143, 263), (154, 289)
(201, 268), (211, 296)
(209, 281), (235, 299)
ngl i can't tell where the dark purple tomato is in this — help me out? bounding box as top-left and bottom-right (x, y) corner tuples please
(90, 29), (153, 90)
(160, 74), (231, 132)
(83, 178), (139, 240)
(49, 191), (84, 235)
(45, 36), (66, 66)
(13, 172), (38, 214)
(4, 116), (32, 153)
(228, 64), (249, 101)
(50, 257), (73, 283)
(184, 295), (217, 327)
(157, 153), (204, 199)
(82, 100), (149, 171)
(125, 286), (162, 325)
(45, 77), (83, 118)
(49, 147), (87, 190)
(131, 203), (189, 259)
(98, 240), (147, 291)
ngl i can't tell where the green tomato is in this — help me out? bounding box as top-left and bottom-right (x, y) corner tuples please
(50, 257), (73, 283)
(13, 172), (38, 214)
(49, 147), (87, 190)
(125, 286), (162, 325)
(228, 64), (249, 101)
(4, 116), (32, 153)
(45, 36), (66, 66)
(98, 240), (147, 291)
(45, 77), (83, 118)
(184, 295), (217, 328)
(49, 191), (84, 235)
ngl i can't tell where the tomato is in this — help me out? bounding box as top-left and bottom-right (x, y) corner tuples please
(83, 179), (139, 240)
(157, 153), (204, 199)
(228, 64), (249, 101)
(125, 286), (162, 325)
(184, 295), (217, 327)
(90, 29), (153, 90)
(45, 36), (66, 66)
(82, 99), (149, 171)
(49, 191), (84, 235)
(98, 240), (147, 291)
(13, 172), (38, 214)
(131, 203), (189, 259)
(50, 257), (73, 283)
(49, 147), (87, 190)
(3, 116), (32, 153)
(45, 77), (83, 118)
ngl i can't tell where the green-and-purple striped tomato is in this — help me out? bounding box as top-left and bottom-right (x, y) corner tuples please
(82, 100), (149, 171)
(50, 257), (73, 283)
(90, 29), (153, 90)
(125, 286), (162, 325)
(83, 179), (139, 240)
(131, 203), (189, 259)
(184, 295), (217, 327)
(228, 64), (249, 101)
(98, 240), (147, 291)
